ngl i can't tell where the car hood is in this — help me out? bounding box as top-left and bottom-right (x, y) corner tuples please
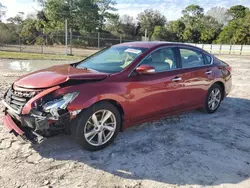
(14, 64), (109, 89)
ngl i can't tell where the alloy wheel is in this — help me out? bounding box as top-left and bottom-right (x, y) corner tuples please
(208, 88), (221, 111)
(84, 110), (116, 146)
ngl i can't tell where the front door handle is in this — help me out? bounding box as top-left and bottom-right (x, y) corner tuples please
(205, 70), (212, 75)
(172, 77), (182, 82)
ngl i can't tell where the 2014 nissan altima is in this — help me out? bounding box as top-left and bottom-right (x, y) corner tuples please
(2, 42), (232, 151)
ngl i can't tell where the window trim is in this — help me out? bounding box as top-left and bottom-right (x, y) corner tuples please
(128, 45), (214, 77)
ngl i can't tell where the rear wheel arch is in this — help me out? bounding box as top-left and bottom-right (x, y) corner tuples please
(213, 81), (225, 99)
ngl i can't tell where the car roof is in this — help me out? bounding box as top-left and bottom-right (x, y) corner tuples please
(115, 41), (194, 49)
(115, 41), (210, 55)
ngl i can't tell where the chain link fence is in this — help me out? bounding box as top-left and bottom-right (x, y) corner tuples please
(1, 31), (250, 56)
(0, 32), (142, 56)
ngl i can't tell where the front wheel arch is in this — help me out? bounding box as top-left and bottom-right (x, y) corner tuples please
(93, 99), (124, 132)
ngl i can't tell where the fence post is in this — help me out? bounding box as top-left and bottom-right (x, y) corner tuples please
(41, 42), (44, 54)
(120, 34), (122, 44)
(240, 45), (243, 55)
(65, 19), (68, 56)
(219, 44), (222, 54)
(202, 44), (204, 49)
(19, 35), (21, 52)
(229, 45), (232, 54)
(210, 44), (212, 53)
(98, 32), (100, 49)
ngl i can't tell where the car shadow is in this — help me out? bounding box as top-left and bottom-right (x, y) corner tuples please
(33, 97), (250, 186)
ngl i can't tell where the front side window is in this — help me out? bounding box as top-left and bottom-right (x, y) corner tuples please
(76, 46), (148, 73)
(180, 49), (205, 68)
(140, 48), (177, 72)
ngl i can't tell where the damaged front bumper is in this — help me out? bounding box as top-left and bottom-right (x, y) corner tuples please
(2, 113), (45, 144)
(2, 99), (78, 144)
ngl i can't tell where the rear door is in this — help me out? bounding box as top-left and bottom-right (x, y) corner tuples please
(177, 47), (214, 108)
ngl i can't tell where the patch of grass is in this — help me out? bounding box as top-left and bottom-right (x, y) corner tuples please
(0, 51), (84, 60)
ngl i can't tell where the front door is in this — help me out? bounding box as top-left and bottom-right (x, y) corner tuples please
(127, 47), (184, 122)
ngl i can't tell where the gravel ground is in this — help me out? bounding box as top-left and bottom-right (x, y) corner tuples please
(0, 55), (250, 188)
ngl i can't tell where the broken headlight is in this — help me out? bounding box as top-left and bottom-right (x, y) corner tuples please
(43, 92), (79, 116)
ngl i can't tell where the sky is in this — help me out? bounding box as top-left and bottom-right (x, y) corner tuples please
(1, 0), (250, 21)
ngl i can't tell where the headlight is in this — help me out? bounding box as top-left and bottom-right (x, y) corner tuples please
(43, 92), (79, 113)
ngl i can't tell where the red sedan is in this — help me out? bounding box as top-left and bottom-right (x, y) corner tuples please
(2, 42), (232, 151)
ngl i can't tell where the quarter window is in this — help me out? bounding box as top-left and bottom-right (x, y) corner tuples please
(204, 54), (212, 65)
(140, 48), (177, 72)
(180, 49), (205, 68)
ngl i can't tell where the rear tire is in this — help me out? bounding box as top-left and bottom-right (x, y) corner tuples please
(72, 102), (121, 151)
(203, 83), (223, 114)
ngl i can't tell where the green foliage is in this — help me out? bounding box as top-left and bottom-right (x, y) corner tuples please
(228, 5), (249, 19)
(137, 9), (167, 38)
(216, 6), (250, 44)
(182, 4), (204, 17)
(1, 1), (250, 45)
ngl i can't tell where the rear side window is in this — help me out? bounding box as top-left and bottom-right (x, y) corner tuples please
(180, 49), (205, 68)
(204, 54), (212, 65)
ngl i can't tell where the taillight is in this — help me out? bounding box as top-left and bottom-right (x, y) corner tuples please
(226, 66), (232, 72)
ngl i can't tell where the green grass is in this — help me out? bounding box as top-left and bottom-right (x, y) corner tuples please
(0, 51), (84, 60)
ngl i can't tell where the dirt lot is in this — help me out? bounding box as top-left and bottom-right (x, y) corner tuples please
(0, 55), (250, 188)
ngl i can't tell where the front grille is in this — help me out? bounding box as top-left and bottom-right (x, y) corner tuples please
(4, 87), (38, 114)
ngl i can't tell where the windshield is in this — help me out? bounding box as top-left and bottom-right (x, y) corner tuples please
(76, 46), (148, 73)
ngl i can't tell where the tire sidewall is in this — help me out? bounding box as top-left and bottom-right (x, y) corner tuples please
(74, 102), (121, 151)
(204, 83), (222, 114)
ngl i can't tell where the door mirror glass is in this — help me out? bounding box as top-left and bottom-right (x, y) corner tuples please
(136, 65), (155, 75)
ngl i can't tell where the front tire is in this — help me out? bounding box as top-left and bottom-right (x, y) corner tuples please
(74, 102), (121, 151)
(203, 83), (223, 114)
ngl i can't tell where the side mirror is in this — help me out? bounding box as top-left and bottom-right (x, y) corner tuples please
(136, 65), (155, 75)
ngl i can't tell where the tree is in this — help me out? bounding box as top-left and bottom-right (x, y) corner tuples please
(228, 5), (249, 19)
(105, 14), (120, 33)
(182, 4), (204, 17)
(95, 0), (117, 30)
(7, 12), (25, 25)
(206, 7), (231, 25)
(167, 20), (186, 42)
(199, 16), (222, 43)
(137, 9), (167, 38)
(151, 26), (176, 41)
(45, 0), (99, 32)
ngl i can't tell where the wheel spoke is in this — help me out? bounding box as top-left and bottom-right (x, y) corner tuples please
(85, 129), (98, 138)
(208, 99), (214, 105)
(91, 113), (99, 126)
(98, 132), (103, 145)
(215, 98), (220, 103)
(211, 101), (215, 110)
(214, 89), (220, 96)
(101, 111), (112, 124)
(102, 131), (107, 142)
(103, 125), (115, 132)
(89, 132), (98, 142)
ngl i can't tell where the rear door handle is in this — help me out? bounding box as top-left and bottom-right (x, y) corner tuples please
(205, 70), (212, 75)
(172, 77), (182, 82)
